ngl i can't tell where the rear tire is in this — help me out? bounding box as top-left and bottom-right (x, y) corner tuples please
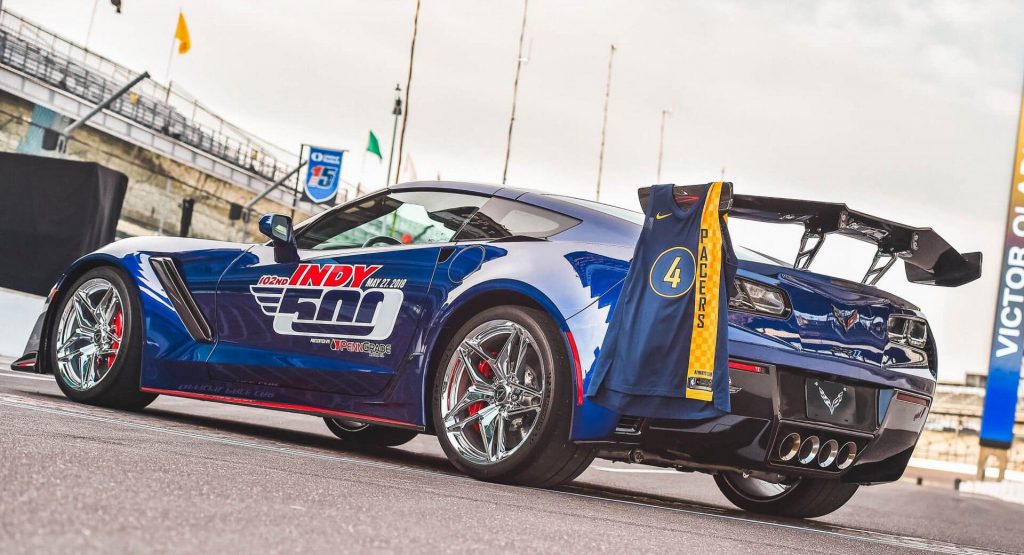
(432, 305), (594, 487)
(323, 418), (419, 447)
(49, 266), (156, 411)
(714, 471), (859, 518)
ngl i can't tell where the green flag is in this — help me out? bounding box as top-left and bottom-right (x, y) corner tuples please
(367, 131), (383, 160)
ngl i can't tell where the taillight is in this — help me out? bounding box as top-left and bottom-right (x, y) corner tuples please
(728, 360), (768, 374)
(895, 392), (929, 406)
(729, 278), (791, 318)
(887, 315), (928, 348)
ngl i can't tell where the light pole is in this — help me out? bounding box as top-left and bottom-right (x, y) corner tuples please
(595, 44), (615, 202)
(385, 83), (402, 188)
(501, 0), (529, 185)
(657, 109), (671, 183)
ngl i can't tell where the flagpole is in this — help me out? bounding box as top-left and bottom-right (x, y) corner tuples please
(501, 0), (529, 185)
(291, 144), (305, 220)
(164, 14), (178, 82)
(394, 0), (421, 185)
(595, 43), (616, 201)
(84, 0), (100, 49)
(358, 146), (367, 192)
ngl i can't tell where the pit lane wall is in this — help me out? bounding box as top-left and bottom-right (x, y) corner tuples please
(0, 88), (314, 241)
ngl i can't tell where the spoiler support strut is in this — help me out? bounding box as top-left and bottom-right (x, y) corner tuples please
(862, 249), (899, 286)
(795, 229), (826, 270)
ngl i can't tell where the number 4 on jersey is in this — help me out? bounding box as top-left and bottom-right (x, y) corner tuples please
(664, 256), (682, 289)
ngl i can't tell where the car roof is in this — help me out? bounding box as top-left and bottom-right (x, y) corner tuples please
(390, 180), (602, 217)
(389, 180), (644, 247)
(391, 180), (511, 196)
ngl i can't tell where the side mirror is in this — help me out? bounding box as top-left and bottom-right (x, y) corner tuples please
(259, 213), (293, 244)
(258, 213), (298, 263)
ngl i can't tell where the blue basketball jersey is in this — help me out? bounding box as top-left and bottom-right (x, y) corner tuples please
(586, 182), (737, 419)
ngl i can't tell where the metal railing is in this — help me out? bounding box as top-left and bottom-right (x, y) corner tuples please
(0, 8), (294, 182)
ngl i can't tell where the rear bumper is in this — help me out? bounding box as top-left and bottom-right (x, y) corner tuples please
(591, 359), (931, 484)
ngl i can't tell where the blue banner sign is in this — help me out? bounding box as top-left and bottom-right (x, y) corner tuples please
(302, 146), (344, 205)
(981, 92), (1024, 449)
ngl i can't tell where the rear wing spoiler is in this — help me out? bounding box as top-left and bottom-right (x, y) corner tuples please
(638, 183), (981, 287)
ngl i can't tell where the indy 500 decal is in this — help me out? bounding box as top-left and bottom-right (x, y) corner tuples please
(250, 263), (403, 342)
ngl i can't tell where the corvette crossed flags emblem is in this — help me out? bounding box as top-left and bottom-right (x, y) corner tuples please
(832, 306), (860, 332)
(815, 381), (847, 415)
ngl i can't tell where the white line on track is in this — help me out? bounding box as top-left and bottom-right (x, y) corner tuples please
(0, 370), (54, 382)
(0, 395), (1009, 555)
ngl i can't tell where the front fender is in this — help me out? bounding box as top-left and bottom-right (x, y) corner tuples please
(27, 239), (250, 379)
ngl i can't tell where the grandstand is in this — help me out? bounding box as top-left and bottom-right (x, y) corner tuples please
(0, 7), (357, 240)
(917, 383), (1024, 472)
(0, 9), (290, 181)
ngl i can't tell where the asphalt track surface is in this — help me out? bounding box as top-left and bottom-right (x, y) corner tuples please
(1, 362), (1021, 554)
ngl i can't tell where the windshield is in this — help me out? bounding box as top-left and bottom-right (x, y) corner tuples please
(547, 194), (787, 266)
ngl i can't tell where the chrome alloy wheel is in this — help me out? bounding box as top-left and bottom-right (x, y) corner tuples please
(440, 320), (546, 465)
(55, 278), (124, 391)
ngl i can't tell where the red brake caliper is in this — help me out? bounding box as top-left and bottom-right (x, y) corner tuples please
(106, 310), (123, 367)
(467, 357), (495, 432)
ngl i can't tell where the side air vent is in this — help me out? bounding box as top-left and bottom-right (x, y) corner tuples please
(150, 257), (213, 343)
(614, 415), (644, 435)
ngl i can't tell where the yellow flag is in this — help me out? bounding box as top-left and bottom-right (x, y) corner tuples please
(174, 12), (191, 54)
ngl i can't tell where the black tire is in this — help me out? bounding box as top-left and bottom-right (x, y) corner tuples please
(49, 266), (157, 411)
(432, 305), (595, 488)
(714, 471), (859, 518)
(323, 418), (419, 447)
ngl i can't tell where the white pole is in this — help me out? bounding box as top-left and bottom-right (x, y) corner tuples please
(595, 44), (616, 201)
(164, 35), (176, 83)
(657, 109), (671, 183)
(84, 0), (100, 49)
(501, 0), (529, 184)
(394, 0), (421, 185)
(358, 147), (367, 191)
(164, 9), (181, 83)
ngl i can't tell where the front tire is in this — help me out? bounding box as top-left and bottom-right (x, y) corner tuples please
(432, 305), (594, 487)
(323, 418), (419, 447)
(49, 266), (156, 411)
(714, 471), (859, 518)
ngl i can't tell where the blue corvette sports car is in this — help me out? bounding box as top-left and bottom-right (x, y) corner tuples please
(12, 180), (981, 518)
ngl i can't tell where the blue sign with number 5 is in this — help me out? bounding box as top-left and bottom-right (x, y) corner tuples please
(303, 146), (345, 205)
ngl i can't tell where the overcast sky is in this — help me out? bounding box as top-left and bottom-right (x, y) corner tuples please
(9, 0), (1024, 382)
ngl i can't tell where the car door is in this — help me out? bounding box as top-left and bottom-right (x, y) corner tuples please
(208, 189), (488, 397)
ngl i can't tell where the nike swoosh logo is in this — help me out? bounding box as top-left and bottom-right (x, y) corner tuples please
(655, 212), (671, 220)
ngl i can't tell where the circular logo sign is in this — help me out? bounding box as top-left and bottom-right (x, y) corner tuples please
(648, 247), (696, 298)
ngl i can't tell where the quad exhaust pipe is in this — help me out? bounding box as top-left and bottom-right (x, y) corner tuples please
(836, 441), (857, 470)
(776, 433), (857, 470)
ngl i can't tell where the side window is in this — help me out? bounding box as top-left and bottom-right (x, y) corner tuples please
(295, 190), (486, 250)
(454, 197), (580, 241)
